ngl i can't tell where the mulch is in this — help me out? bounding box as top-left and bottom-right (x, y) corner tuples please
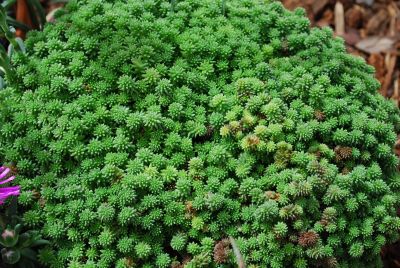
(282, 0), (400, 103)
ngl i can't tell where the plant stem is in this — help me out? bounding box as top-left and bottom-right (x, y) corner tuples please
(229, 236), (246, 268)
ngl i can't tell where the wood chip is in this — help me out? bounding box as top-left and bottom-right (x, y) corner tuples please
(381, 53), (397, 96)
(366, 9), (389, 35)
(282, 0), (315, 22)
(355, 36), (395, 54)
(316, 9), (334, 27)
(368, 53), (385, 84)
(46, 7), (62, 23)
(345, 5), (364, 28)
(392, 75), (399, 106)
(388, 3), (398, 37)
(312, 0), (329, 15)
(335, 2), (345, 36)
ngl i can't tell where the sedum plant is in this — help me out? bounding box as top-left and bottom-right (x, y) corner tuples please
(0, 0), (399, 267)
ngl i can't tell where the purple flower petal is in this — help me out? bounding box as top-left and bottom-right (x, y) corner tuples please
(0, 168), (10, 180)
(0, 189), (20, 197)
(0, 188), (20, 203)
(0, 186), (20, 193)
(0, 176), (15, 185)
(0, 191), (20, 197)
(0, 166), (19, 205)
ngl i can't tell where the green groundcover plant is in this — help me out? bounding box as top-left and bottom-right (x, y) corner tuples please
(0, 0), (400, 267)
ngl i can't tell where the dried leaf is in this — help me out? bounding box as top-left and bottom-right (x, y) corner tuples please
(356, 0), (374, 6)
(355, 36), (395, 54)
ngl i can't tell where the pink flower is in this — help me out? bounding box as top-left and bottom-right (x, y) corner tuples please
(0, 166), (19, 204)
(1, 229), (14, 240)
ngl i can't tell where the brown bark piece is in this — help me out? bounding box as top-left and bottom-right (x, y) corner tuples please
(368, 53), (386, 84)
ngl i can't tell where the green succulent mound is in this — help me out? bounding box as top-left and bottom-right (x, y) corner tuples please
(1, 0), (400, 267)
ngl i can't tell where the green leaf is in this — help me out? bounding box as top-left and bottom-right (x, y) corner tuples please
(170, 0), (176, 12)
(15, 37), (26, 54)
(7, 196), (19, 225)
(18, 233), (32, 248)
(19, 248), (37, 261)
(14, 224), (22, 235)
(0, 5), (8, 31)
(0, 76), (4, 90)
(30, 239), (50, 247)
(1, 0), (17, 10)
(221, 0), (226, 16)
(7, 42), (14, 58)
(18, 259), (36, 268)
(6, 18), (30, 32)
